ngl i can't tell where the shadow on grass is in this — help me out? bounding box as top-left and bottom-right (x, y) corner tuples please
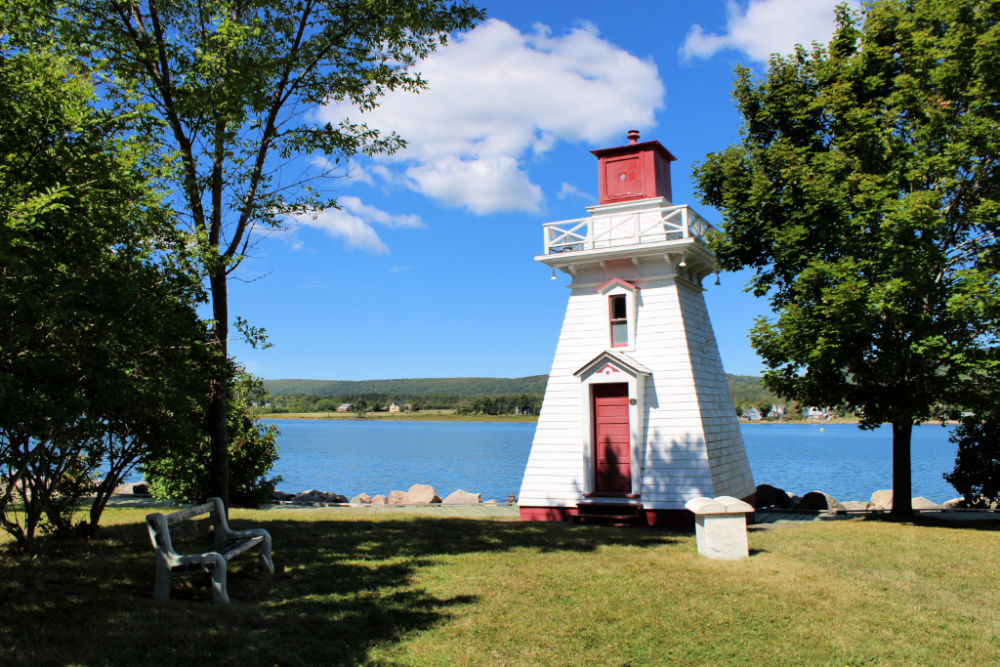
(0, 516), (683, 665)
(861, 513), (1000, 531)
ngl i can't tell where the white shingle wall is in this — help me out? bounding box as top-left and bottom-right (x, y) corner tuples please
(519, 259), (755, 509)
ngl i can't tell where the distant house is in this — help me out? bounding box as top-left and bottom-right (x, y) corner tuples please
(388, 401), (402, 413)
(742, 407), (762, 421)
(806, 406), (829, 420)
(771, 404), (786, 417)
(336, 403), (354, 412)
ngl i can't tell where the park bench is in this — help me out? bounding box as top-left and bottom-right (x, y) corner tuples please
(145, 497), (274, 603)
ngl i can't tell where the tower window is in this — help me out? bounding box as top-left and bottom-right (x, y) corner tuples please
(610, 294), (628, 347)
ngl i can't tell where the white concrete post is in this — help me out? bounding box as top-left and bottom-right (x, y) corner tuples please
(685, 496), (754, 560)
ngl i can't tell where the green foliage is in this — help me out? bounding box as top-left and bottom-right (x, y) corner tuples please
(15, 0), (486, 505)
(0, 41), (210, 548)
(695, 0), (1000, 515)
(945, 413), (1000, 506)
(144, 367), (281, 507)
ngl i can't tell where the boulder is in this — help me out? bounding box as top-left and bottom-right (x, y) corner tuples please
(482, 499), (498, 506)
(388, 490), (409, 505)
(370, 494), (388, 505)
(272, 490), (296, 501)
(911, 496), (939, 510)
(351, 493), (372, 504)
(942, 497), (966, 509)
(132, 483), (150, 496)
(754, 483), (792, 509)
(840, 500), (871, 512)
(870, 489), (893, 510)
(442, 489), (482, 505)
(293, 489), (346, 503)
(113, 482), (135, 496)
(293, 489), (328, 503)
(796, 491), (846, 512)
(407, 484), (441, 504)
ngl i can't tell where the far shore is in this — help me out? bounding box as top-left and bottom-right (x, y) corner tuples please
(259, 411), (950, 426)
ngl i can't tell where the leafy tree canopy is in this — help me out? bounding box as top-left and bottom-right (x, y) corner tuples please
(6, 0), (485, 508)
(694, 0), (1000, 516)
(0, 41), (213, 547)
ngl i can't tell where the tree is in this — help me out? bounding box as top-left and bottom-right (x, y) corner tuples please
(694, 0), (1000, 518)
(0, 42), (211, 547)
(143, 366), (281, 507)
(24, 0), (484, 508)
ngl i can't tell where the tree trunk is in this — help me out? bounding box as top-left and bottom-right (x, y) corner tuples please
(890, 419), (913, 519)
(208, 268), (230, 511)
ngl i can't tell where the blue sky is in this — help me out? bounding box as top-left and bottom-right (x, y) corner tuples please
(229, 0), (860, 381)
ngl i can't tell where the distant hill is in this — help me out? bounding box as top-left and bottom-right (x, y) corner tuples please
(264, 373), (776, 404)
(263, 375), (549, 397)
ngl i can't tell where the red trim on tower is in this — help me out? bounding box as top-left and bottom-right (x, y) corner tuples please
(519, 506), (577, 522)
(597, 277), (639, 294)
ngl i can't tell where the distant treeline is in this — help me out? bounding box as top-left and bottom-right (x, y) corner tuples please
(262, 374), (778, 415)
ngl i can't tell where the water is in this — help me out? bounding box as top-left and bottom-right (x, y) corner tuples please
(266, 420), (960, 503)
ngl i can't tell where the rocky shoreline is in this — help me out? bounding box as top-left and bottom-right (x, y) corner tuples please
(271, 483), (503, 507)
(112, 481), (995, 512)
(752, 483), (994, 512)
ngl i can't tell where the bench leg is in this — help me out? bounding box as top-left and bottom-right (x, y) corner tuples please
(259, 533), (274, 574)
(153, 555), (172, 601)
(208, 555), (229, 604)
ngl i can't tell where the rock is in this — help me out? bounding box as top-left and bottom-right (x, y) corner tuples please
(754, 483), (792, 509)
(351, 493), (372, 504)
(407, 484), (441, 504)
(796, 491), (846, 512)
(272, 490), (296, 501)
(942, 497), (966, 509)
(840, 500), (871, 511)
(911, 496), (939, 510)
(482, 499), (498, 506)
(388, 490), (409, 505)
(113, 482), (135, 496)
(870, 489), (893, 510)
(442, 489), (482, 505)
(370, 494), (387, 505)
(293, 489), (346, 503)
(293, 489), (327, 503)
(132, 483), (150, 496)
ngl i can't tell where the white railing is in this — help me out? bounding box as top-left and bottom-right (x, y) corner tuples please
(542, 204), (716, 254)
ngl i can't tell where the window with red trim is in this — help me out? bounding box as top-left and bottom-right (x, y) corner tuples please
(609, 294), (628, 347)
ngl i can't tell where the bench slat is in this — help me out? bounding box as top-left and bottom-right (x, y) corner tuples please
(218, 535), (264, 560)
(164, 502), (214, 525)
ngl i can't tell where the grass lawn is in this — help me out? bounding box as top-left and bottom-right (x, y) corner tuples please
(2, 508), (998, 665)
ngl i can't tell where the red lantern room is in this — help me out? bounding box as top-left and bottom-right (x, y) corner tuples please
(590, 129), (676, 205)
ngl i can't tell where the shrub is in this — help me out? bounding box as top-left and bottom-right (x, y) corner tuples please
(143, 367), (281, 507)
(944, 414), (1000, 507)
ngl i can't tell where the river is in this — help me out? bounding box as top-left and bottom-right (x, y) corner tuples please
(265, 420), (960, 504)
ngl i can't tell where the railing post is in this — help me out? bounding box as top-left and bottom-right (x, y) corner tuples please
(682, 207), (690, 239)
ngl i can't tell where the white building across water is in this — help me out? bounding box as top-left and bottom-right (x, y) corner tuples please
(518, 131), (755, 526)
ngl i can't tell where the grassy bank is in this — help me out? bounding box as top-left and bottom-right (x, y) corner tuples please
(261, 409), (538, 423)
(2, 508), (998, 665)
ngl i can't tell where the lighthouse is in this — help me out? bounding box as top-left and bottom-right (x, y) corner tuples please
(518, 131), (755, 526)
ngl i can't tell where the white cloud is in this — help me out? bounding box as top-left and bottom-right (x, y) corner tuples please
(288, 196), (425, 255)
(318, 18), (664, 215)
(557, 182), (593, 202)
(680, 0), (862, 63)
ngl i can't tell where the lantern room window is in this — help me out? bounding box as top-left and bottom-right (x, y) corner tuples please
(610, 294), (628, 347)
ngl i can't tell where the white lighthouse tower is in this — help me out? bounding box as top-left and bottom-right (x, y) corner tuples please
(518, 131), (754, 526)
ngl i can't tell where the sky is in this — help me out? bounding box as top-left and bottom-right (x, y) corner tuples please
(229, 0), (862, 381)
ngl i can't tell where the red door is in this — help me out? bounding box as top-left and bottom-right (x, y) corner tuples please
(592, 383), (630, 494)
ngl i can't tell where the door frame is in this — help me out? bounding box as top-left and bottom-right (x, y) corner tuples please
(575, 352), (648, 498)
